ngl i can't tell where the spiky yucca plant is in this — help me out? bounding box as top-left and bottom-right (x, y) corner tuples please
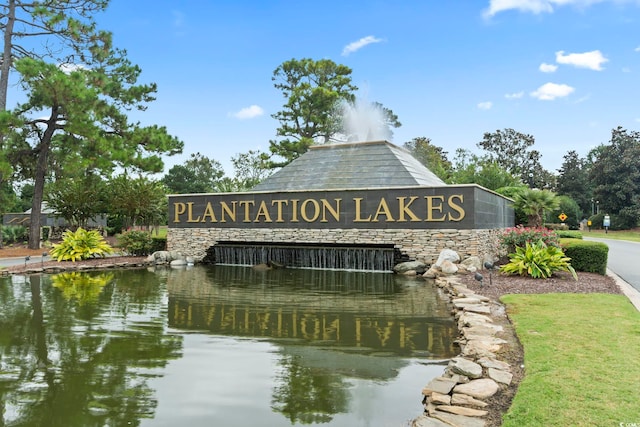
(50, 227), (114, 262)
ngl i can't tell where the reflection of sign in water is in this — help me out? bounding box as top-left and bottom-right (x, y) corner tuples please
(168, 298), (457, 357)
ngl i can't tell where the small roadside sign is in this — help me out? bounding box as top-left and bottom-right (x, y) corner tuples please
(558, 213), (567, 222)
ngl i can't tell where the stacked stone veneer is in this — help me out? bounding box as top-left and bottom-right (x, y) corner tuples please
(413, 275), (515, 427)
(167, 227), (502, 265)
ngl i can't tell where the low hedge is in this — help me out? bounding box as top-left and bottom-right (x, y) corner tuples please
(151, 236), (167, 253)
(556, 230), (583, 239)
(560, 238), (609, 275)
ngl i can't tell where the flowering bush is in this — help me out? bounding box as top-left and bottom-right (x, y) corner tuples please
(499, 226), (560, 254)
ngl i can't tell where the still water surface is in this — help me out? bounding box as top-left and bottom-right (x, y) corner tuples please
(0, 265), (457, 427)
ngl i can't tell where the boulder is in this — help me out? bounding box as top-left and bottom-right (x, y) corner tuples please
(461, 256), (482, 271)
(453, 378), (500, 399)
(450, 357), (483, 379)
(146, 250), (185, 265)
(394, 260), (428, 274)
(440, 260), (459, 275)
(434, 249), (460, 267)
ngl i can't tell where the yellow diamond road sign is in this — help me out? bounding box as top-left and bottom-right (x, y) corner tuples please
(558, 213), (567, 222)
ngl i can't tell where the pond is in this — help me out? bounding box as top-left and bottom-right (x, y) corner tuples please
(0, 265), (458, 427)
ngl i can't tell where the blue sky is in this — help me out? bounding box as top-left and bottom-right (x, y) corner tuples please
(95, 0), (640, 176)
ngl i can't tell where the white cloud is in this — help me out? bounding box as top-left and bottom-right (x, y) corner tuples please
(482, 0), (627, 18)
(342, 36), (383, 56)
(530, 82), (575, 100)
(635, 46), (640, 52)
(477, 101), (493, 110)
(505, 91), (524, 99)
(484, 0), (554, 17)
(574, 94), (591, 103)
(555, 50), (608, 70)
(58, 63), (87, 74)
(231, 105), (264, 119)
(539, 62), (558, 73)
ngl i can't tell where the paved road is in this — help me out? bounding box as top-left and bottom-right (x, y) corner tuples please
(0, 253), (50, 269)
(585, 237), (640, 292)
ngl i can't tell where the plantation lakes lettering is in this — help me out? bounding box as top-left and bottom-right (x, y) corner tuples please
(169, 188), (472, 229)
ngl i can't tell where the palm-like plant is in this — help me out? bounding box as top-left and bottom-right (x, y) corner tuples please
(513, 188), (559, 227)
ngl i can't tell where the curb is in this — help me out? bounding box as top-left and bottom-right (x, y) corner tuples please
(607, 268), (640, 312)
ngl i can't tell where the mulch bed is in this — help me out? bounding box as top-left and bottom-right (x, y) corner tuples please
(456, 269), (621, 300)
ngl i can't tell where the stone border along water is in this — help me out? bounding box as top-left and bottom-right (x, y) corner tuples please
(411, 274), (517, 427)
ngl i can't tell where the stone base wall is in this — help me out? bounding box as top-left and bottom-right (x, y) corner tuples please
(167, 227), (502, 265)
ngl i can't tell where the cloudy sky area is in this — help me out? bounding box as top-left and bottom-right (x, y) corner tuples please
(89, 0), (640, 174)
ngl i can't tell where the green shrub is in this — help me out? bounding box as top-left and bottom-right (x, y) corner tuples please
(560, 238), (609, 275)
(50, 227), (114, 261)
(117, 230), (153, 256)
(544, 223), (569, 231)
(499, 226), (560, 254)
(150, 236), (167, 253)
(500, 240), (577, 280)
(1, 225), (28, 244)
(589, 213), (605, 229)
(556, 230), (583, 239)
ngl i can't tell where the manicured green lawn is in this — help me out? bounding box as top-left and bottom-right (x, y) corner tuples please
(500, 293), (640, 426)
(584, 229), (640, 242)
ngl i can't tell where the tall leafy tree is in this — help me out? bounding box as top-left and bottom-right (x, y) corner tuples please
(478, 128), (551, 188)
(268, 58), (357, 167)
(449, 148), (521, 191)
(162, 152), (224, 194)
(1, 52), (182, 248)
(45, 174), (107, 227)
(556, 150), (590, 216)
(403, 137), (452, 181)
(108, 175), (167, 229)
(231, 149), (273, 190)
(589, 126), (640, 228)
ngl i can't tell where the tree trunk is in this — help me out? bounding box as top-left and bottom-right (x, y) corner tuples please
(0, 0), (16, 111)
(28, 107), (58, 249)
(0, 0), (16, 249)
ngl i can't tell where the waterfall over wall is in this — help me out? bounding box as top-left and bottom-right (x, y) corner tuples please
(204, 242), (399, 272)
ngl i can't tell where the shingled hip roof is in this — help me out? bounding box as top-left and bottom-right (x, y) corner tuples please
(252, 140), (446, 192)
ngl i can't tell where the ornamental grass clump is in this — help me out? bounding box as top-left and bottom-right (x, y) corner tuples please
(500, 240), (577, 280)
(499, 225), (559, 254)
(50, 227), (114, 262)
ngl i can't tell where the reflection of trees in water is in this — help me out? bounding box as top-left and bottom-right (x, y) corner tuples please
(0, 272), (183, 427)
(271, 354), (350, 424)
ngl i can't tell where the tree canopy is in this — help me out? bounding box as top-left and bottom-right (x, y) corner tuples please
(0, 0), (110, 111)
(478, 128), (550, 188)
(162, 152), (224, 194)
(589, 126), (640, 228)
(267, 58), (357, 167)
(403, 137), (451, 182)
(449, 148), (521, 191)
(556, 150), (590, 216)
(0, 51), (182, 247)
